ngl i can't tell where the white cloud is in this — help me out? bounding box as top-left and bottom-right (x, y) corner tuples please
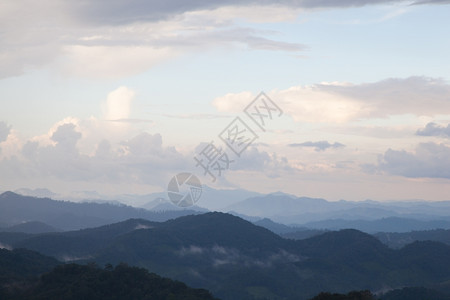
(192, 5), (304, 24)
(317, 77), (450, 118)
(213, 77), (450, 123)
(277, 85), (364, 123)
(212, 91), (254, 113)
(1, 123), (187, 186)
(0, 129), (24, 160)
(213, 86), (363, 123)
(102, 86), (135, 120)
(61, 46), (178, 79)
(0, 87), (188, 189)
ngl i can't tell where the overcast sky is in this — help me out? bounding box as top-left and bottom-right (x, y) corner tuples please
(1, 0), (450, 202)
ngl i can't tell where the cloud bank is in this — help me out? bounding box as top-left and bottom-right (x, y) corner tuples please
(213, 76), (450, 123)
(2, 0), (449, 79)
(370, 142), (450, 179)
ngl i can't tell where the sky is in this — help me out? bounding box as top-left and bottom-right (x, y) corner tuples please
(1, 0), (450, 203)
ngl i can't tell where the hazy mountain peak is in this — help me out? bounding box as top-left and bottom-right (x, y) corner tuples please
(14, 188), (58, 198)
(0, 191), (20, 198)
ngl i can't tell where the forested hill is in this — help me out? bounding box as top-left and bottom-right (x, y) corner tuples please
(0, 248), (218, 300)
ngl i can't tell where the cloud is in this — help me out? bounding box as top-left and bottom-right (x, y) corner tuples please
(4, 0), (449, 79)
(213, 86), (363, 122)
(212, 92), (254, 113)
(0, 2), (307, 79)
(0, 85), (294, 192)
(162, 113), (231, 120)
(105, 118), (154, 124)
(374, 142), (450, 179)
(124, 132), (163, 156)
(51, 123), (82, 151)
(416, 122), (450, 138)
(213, 77), (450, 123)
(234, 147), (290, 172)
(10, 0), (450, 79)
(412, 0), (450, 5)
(0, 1), (71, 78)
(177, 244), (299, 268)
(289, 141), (345, 151)
(192, 142), (292, 180)
(23, 122), (85, 179)
(94, 140), (112, 159)
(178, 245), (204, 256)
(52, 1), (450, 26)
(0, 85), (191, 191)
(316, 77), (450, 118)
(0, 120), (188, 187)
(0, 122), (11, 143)
(102, 86), (135, 120)
(61, 45), (178, 79)
(326, 125), (414, 139)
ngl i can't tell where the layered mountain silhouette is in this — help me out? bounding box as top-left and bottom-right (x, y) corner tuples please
(2, 212), (450, 300)
(0, 191), (202, 230)
(225, 194), (450, 230)
(4, 190), (450, 234)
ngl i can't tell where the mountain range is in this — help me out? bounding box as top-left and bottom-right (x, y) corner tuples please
(2, 212), (450, 300)
(225, 194), (450, 224)
(11, 186), (262, 211)
(0, 191), (201, 230)
(5, 189), (450, 234)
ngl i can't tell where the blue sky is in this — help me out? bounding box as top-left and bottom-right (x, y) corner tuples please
(1, 0), (450, 203)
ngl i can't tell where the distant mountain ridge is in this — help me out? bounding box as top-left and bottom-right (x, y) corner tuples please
(0, 191), (201, 230)
(225, 194), (450, 232)
(12, 185), (262, 211)
(8, 188), (450, 234)
(226, 194), (450, 220)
